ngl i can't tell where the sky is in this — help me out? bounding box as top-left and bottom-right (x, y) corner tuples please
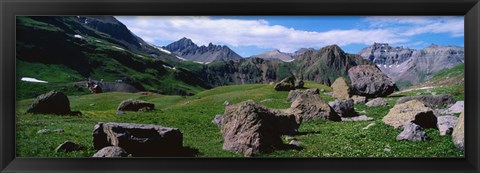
(116, 16), (464, 57)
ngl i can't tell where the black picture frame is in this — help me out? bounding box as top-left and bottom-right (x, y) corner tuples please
(1, 0), (479, 172)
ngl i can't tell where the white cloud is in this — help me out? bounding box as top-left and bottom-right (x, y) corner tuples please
(364, 16), (464, 37)
(116, 16), (407, 53)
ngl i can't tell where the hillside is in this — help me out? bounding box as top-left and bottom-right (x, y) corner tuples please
(16, 16), (209, 98)
(16, 81), (463, 157)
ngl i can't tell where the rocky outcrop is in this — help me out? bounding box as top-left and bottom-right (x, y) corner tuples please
(328, 99), (358, 117)
(382, 100), (437, 129)
(26, 90), (74, 115)
(93, 146), (128, 157)
(396, 122), (428, 141)
(331, 77), (351, 100)
(274, 76), (296, 91)
(93, 122), (183, 156)
(117, 99), (155, 112)
(348, 65), (397, 98)
(452, 111), (464, 151)
(221, 100), (299, 157)
(396, 94), (456, 109)
(437, 116), (458, 136)
(366, 98), (388, 107)
(358, 43), (415, 65)
(289, 91), (340, 122)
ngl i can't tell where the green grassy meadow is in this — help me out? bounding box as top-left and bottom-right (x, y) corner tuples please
(16, 81), (464, 158)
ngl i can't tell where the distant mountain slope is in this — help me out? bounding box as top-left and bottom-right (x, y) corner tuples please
(250, 49), (294, 62)
(359, 43), (464, 87)
(163, 37), (243, 63)
(16, 16), (208, 96)
(295, 45), (371, 85)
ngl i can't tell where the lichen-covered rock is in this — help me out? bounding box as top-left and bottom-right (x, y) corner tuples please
(331, 77), (351, 100)
(452, 111), (464, 151)
(26, 90), (73, 115)
(348, 65), (397, 97)
(221, 100), (299, 157)
(274, 76), (296, 91)
(396, 94), (456, 109)
(93, 122), (183, 156)
(396, 122), (428, 141)
(93, 146), (128, 157)
(366, 98), (388, 107)
(117, 99), (154, 112)
(287, 88), (319, 102)
(382, 100), (437, 129)
(437, 115), (458, 136)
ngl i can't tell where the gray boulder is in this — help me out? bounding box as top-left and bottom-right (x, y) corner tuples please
(274, 76), (296, 91)
(289, 91), (340, 122)
(328, 99), (358, 117)
(396, 94), (456, 109)
(212, 114), (223, 126)
(351, 95), (367, 104)
(331, 77), (351, 100)
(93, 146), (128, 157)
(55, 141), (84, 152)
(396, 122), (428, 141)
(366, 98), (388, 107)
(341, 115), (374, 122)
(443, 101), (464, 114)
(287, 88), (319, 102)
(26, 90), (74, 115)
(93, 122), (183, 156)
(437, 116), (458, 136)
(348, 65), (397, 97)
(221, 100), (299, 157)
(117, 99), (154, 112)
(452, 111), (464, 151)
(383, 100), (437, 129)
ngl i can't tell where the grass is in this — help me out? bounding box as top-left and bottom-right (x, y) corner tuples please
(16, 81), (464, 158)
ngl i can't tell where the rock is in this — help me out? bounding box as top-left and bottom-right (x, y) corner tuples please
(362, 123), (376, 130)
(116, 111), (125, 115)
(221, 100), (299, 157)
(366, 98), (388, 107)
(320, 88), (325, 92)
(285, 136), (296, 141)
(93, 146), (128, 157)
(26, 90), (73, 115)
(396, 122), (428, 141)
(223, 101), (230, 106)
(437, 116), (458, 136)
(53, 129), (64, 133)
(287, 88), (319, 102)
(341, 115), (374, 122)
(289, 140), (302, 147)
(331, 77), (351, 100)
(90, 104), (96, 107)
(384, 145), (391, 152)
(274, 76), (296, 91)
(212, 114), (223, 126)
(117, 99), (154, 112)
(37, 129), (51, 134)
(382, 100), (437, 129)
(444, 101), (464, 114)
(93, 122), (183, 156)
(269, 82), (275, 85)
(55, 141), (84, 152)
(452, 111), (464, 151)
(396, 94), (456, 109)
(324, 92), (333, 96)
(289, 91), (340, 122)
(328, 99), (358, 117)
(351, 95), (367, 104)
(295, 80), (304, 89)
(348, 65), (397, 97)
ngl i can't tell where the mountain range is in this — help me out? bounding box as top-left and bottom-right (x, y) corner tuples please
(16, 16), (465, 97)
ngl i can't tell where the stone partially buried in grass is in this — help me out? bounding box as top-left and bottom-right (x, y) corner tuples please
(289, 90), (340, 122)
(55, 141), (84, 152)
(365, 98), (388, 107)
(93, 146), (128, 157)
(437, 115), (458, 136)
(287, 88), (319, 102)
(274, 76), (296, 91)
(93, 122), (183, 156)
(117, 99), (154, 112)
(382, 100), (437, 129)
(396, 122), (428, 142)
(221, 100), (299, 157)
(26, 90), (76, 115)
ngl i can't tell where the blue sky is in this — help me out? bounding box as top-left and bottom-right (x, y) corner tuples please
(116, 16), (464, 57)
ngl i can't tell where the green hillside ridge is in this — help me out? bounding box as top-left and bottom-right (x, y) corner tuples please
(16, 81), (463, 157)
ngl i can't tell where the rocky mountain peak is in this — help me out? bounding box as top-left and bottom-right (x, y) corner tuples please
(358, 42), (415, 65)
(163, 37), (242, 62)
